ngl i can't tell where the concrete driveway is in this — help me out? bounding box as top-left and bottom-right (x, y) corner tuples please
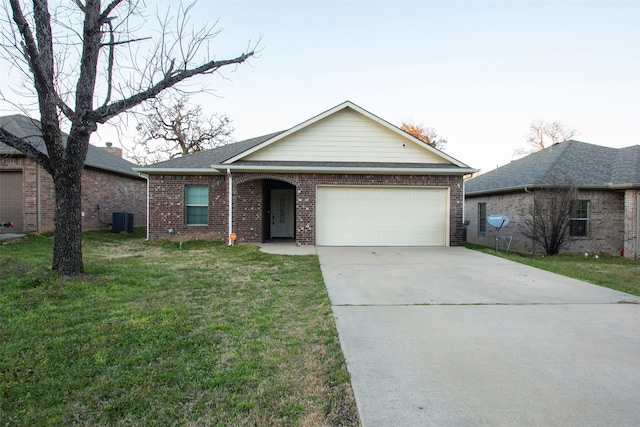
(317, 247), (640, 427)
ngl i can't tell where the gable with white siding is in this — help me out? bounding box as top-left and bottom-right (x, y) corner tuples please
(239, 107), (450, 165)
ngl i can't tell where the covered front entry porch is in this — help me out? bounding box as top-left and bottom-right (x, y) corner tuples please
(264, 180), (296, 240)
(232, 177), (297, 244)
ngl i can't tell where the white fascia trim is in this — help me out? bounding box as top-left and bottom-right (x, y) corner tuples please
(133, 168), (224, 175)
(215, 165), (478, 175)
(607, 183), (640, 190)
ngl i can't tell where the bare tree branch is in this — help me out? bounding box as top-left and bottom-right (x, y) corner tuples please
(73, 0), (86, 13)
(514, 118), (578, 158)
(133, 93), (233, 164)
(8, 0), (74, 120)
(97, 0), (124, 26)
(0, 127), (53, 174)
(102, 18), (115, 107)
(91, 51), (254, 124)
(520, 180), (578, 255)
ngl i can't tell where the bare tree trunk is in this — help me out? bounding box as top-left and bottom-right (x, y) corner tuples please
(2, 0), (256, 276)
(52, 167), (84, 275)
(51, 129), (90, 275)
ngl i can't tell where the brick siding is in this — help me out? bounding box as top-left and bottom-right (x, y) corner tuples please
(81, 167), (147, 231)
(148, 172), (465, 246)
(1, 156), (146, 233)
(465, 189), (631, 256)
(148, 174), (227, 241)
(624, 189), (639, 259)
(464, 192), (535, 254)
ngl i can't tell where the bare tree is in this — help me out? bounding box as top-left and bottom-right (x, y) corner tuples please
(0, 0), (256, 276)
(400, 121), (447, 150)
(520, 181), (578, 255)
(132, 94), (233, 165)
(514, 119), (577, 158)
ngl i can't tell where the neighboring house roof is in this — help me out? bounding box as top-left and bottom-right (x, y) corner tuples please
(0, 114), (141, 178)
(465, 140), (640, 196)
(137, 101), (476, 175)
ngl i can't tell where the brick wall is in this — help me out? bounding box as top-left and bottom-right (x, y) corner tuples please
(81, 167), (147, 231)
(148, 174), (227, 241)
(464, 192), (535, 253)
(148, 172), (465, 246)
(624, 189), (639, 259)
(465, 189), (627, 256)
(1, 155), (146, 233)
(235, 178), (264, 242)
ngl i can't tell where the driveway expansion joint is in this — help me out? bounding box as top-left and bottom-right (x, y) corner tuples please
(332, 301), (639, 307)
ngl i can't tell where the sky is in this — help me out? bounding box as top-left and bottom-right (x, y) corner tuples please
(3, 0), (639, 173)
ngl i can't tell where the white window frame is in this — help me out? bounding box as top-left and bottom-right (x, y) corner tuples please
(185, 185), (209, 225)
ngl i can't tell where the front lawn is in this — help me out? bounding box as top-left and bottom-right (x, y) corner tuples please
(0, 230), (360, 426)
(465, 243), (640, 297)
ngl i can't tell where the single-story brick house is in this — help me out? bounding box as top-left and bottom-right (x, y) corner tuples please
(0, 114), (146, 233)
(136, 101), (476, 246)
(464, 140), (640, 259)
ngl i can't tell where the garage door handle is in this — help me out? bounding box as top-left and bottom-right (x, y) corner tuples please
(272, 214), (275, 225)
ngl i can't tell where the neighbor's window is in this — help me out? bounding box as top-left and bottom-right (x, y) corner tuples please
(478, 203), (487, 237)
(570, 200), (588, 237)
(186, 185), (209, 225)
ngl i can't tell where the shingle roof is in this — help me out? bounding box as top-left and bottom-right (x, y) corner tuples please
(465, 140), (640, 195)
(0, 114), (141, 178)
(143, 131), (286, 169)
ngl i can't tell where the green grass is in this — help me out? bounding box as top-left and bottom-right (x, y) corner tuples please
(0, 230), (360, 426)
(464, 243), (640, 297)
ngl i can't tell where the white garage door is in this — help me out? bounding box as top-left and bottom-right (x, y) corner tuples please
(316, 186), (449, 246)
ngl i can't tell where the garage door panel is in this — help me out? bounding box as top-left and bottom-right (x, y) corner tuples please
(317, 186), (448, 246)
(0, 171), (23, 232)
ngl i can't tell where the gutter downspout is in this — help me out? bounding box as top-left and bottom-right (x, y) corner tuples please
(36, 164), (41, 234)
(138, 172), (150, 241)
(462, 179), (466, 226)
(524, 187), (535, 254)
(227, 168), (233, 246)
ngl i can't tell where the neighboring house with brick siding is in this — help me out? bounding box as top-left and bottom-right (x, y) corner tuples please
(0, 114), (146, 233)
(136, 101), (476, 246)
(464, 140), (640, 259)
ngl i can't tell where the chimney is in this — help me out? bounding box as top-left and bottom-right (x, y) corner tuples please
(102, 142), (123, 158)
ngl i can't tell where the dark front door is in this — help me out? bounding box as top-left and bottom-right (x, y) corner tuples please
(270, 189), (294, 238)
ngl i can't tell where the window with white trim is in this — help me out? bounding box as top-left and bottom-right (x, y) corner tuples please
(186, 185), (209, 225)
(570, 200), (588, 237)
